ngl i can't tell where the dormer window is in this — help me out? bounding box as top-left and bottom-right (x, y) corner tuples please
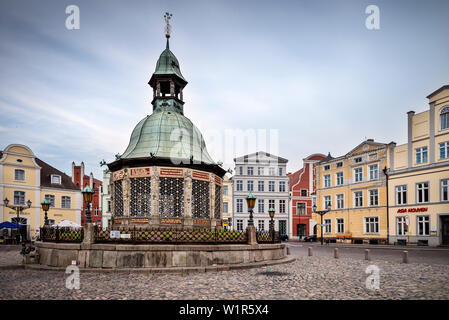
(324, 165), (330, 171)
(336, 162), (343, 168)
(355, 157), (362, 163)
(51, 174), (61, 184)
(440, 106), (449, 130)
(14, 169), (25, 181)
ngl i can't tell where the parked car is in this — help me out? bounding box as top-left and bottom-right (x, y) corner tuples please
(303, 234), (317, 242)
(280, 234), (289, 241)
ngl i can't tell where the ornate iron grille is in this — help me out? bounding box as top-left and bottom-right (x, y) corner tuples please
(40, 226), (84, 243)
(192, 180), (210, 219)
(130, 177), (151, 217)
(214, 184), (221, 219)
(113, 180), (124, 217)
(256, 230), (280, 243)
(94, 226), (247, 244)
(159, 177), (184, 218)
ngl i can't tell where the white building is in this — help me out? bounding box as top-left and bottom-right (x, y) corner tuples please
(100, 171), (112, 230)
(232, 152), (289, 235)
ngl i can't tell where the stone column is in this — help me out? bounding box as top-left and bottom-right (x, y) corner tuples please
(183, 169), (193, 228)
(180, 88), (183, 101)
(247, 225), (257, 245)
(82, 223), (95, 245)
(170, 81), (175, 96)
(209, 176), (216, 229)
(156, 82), (161, 97)
(150, 167), (160, 227)
(122, 169), (130, 226)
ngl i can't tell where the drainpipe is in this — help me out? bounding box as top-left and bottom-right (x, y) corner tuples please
(383, 166), (389, 245)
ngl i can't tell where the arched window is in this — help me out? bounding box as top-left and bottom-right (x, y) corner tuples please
(441, 106), (449, 130)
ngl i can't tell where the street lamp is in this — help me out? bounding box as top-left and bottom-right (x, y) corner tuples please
(268, 206), (275, 243)
(313, 203), (330, 246)
(41, 199), (50, 226)
(3, 197), (32, 249)
(246, 192), (256, 226)
(82, 185), (94, 224)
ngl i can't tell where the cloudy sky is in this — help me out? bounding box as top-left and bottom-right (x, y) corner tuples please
(1, 0), (448, 179)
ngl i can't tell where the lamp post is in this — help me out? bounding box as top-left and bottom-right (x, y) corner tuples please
(313, 203), (329, 246)
(3, 197), (32, 249)
(269, 206), (275, 243)
(41, 199), (50, 226)
(81, 185), (94, 224)
(246, 192), (256, 227)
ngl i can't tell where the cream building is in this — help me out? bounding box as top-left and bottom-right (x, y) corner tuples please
(100, 171), (112, 230)
(388, 85), (449, 246)
(222, 175), (232, 229)
(0, 144), (82, 239)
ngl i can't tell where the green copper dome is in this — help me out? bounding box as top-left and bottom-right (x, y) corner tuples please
(152, 40), (186, 82)
(121, 110), (215, 164)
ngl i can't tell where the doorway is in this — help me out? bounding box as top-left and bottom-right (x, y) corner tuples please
(296, 224), (306, 239)
(441, 215), (449, 245)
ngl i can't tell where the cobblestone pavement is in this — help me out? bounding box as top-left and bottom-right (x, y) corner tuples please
(0, 246), (22, 266)
(1, 256), (448, 300)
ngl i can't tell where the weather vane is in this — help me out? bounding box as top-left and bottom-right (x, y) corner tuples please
(164, 12), (173, 39)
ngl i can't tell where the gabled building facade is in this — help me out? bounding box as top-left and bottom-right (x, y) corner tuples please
(233, 152), (289, 235)
(388, 85), (449, 246)
(288, 153), (325, 240)
(0, 144), (82, 239)
(313, 140), (395, 244)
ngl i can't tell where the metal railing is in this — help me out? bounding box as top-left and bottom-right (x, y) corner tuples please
(40, 226), (84, 243)
(256, 230), (280, 243)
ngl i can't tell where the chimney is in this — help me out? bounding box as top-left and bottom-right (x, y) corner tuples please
(71, 161), (75, 183)
(407, 111), (415, 168)
(90, 172), (93, 189)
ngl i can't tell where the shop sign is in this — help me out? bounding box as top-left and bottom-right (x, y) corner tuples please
(397, 207), (428, 213)
(110, 231), (120, 238)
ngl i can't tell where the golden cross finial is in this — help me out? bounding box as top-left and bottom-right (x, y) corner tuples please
(164, 12), (173, 39)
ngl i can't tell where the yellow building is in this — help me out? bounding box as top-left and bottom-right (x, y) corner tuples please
(388, 85), (449, 246)
(0, 144), (82, 239)
(222, 175), (233, 229)
(313, 140), (395, 244)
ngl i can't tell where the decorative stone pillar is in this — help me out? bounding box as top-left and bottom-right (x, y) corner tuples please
(209, 175), (216, 229)
(82, 223), (95, 245)
(150, 167), (160, 227)
(170, 81), (175, 96)
(183, 169), (193, 228)
(180, 88), (183, 101)
(247, 225), (257, 245)
(122, 169), (130, 226)
(156, 82), (161, 97)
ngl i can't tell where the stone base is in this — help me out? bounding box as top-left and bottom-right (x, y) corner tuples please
(34, 242), (287, 269)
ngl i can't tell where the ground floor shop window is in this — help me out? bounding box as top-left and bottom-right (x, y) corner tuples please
(417, 215), (430, 236)
(396, 216), (407, 236)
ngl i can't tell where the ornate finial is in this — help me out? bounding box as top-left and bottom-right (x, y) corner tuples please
(164, 12), (173, 39)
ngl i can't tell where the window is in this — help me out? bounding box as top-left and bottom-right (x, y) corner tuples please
(396, 185), (407, 205)
(440, 142), (449, 159)
(324, 174), (331, 188)
(417, 216), (430, 236)
(269, 167), (275, 175)
(268, 181), (275, 192)
(336, 218), (344, 233)
(48, 219), (55, 226)
(300, 189), (307, 197)
(279, 167), (283, 176)
(354, 191), (363, 207)
(355, 157), (362, 163)
(14, 169), (25, 181)
(45, 194), (55, 208)
(239, 167), (243, 175)
(223, 202), (228, 213)
(236, 199), (243, 213)
(236, 180), (243, 191)
(14, 191), (25, 205)
(369, 164), (378, 180)
(236, 219), (243, 231)
(51, 174), (61, 184)
(107, 200), (111, 212)
(336, 162), (343, 168)
(415, 147), (428, 164)
(324, 165), (330, 171)
(441, 106), (449, 130)
(247, 167), (253, 176)
(258, 220), (265, 231)
(324, 219), (331, 233)
(354, 168), (363, 182)
(223, 186), (228, 195)
(279, 200), (286, 213)
(336, 172), (343, 185)
(324, 195), (331, 209)
(369, 189), (379, 206)
(94, 207), (99, 216)
(336, 194), (344, 209)
(279, 181), (286, 192)
(258, 181), (264, 192)
(416, 182), (429, 203)
(397, 217), (407, 236)
(297, 202), (306, 215)
(62, 196), (71, 209)
(365, 217), (379, 233)
(268, 199), (275, 211)
(258, 199), (264, 213)
(442, 179), (449, 201)
(258, 167), (264, 175)
(247, 180), (254, 192)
